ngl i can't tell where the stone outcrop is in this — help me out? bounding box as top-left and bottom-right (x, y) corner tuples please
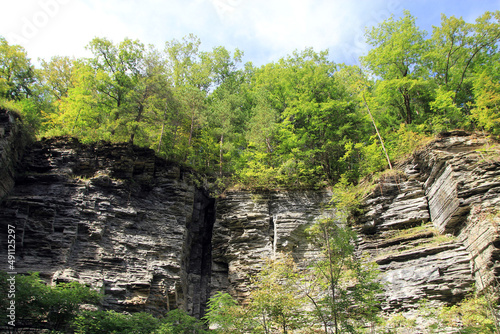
(357, 131), (500, 310)
(1, 122), (499, 318)
(211, 190), (332, 299)
(0, 108), (29, 200)
(0, 137), (215, 318)
(412, 132), (500, 291)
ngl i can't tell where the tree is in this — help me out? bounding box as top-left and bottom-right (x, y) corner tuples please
(0, 37), (35, 101)
(45, 61), (108, 140)
(164, 34), (244, 168)
(429, 12), (500, 101)
(73, 310), (161, 334)
(162, 309), (208, 334)
(305, 220), (381, 334)
(427, 11), (500, 130)
(0, 271), (101, 332)
(248, 253), (305, 334)
(362, 10), (430, 125)
(39, 56), (75, 101)
(85, 37), (149, 141)
(239, 48), (367, 188)
(204, 69), (248, 176)
(471, 58), (500, 134)
(203, 292), (252, 334)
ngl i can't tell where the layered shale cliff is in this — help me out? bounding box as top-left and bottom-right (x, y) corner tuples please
(357, 132), (500, 311)
(0, 135), (217, 317)
(1, 108), (500, 319)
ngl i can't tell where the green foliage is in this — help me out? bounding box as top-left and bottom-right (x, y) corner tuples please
(439, 294), (499, 334)
(380, 293), (500, 334)
(305, 221), (382, 333)
(162, 309), (208, 334)
(0, 271), (101, 331)
(203, 291), (244, 333)
(249, 253), (306, 333)
(330, 174), (364, 222)
(73, 310), (161, 334)
(2, 9), (500, 189)
(472, 61), (500, 135)
(73, 308), (207, 334)
(0, 37), (35, 101)
(362, 10), (430, 125)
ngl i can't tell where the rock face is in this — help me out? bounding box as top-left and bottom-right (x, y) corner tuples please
(414, 133), (500, 291)
(0, 109), (29, 200)
(211, 190), (332, 299)
(0, 136), (215, 318)
(1, 111), (499, 318)
(357, 132), (500, 310)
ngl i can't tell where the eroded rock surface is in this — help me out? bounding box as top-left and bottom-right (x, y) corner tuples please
(1, 126), (499, 318)
(0, 137), (215, 317)
(0, 109), (29, 200)
(357, 132), (500, 311)
(211, 190), (332, 299)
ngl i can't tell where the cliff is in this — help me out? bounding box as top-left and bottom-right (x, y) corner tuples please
(1, 109), (499, 319)
(357, 132), (500, 311)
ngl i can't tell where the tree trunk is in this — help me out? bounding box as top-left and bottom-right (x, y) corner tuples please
(129, 103), (144, 145)
(362, 94), (393, 170)
(219, 134), (224, 176)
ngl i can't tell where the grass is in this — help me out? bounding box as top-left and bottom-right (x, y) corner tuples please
(374, 225), (457, 262)
(387, 222), (439, 241)
(475, 143), (500, 164)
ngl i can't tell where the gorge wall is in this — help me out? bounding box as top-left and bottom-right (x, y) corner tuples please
(1, 108), (500, 318)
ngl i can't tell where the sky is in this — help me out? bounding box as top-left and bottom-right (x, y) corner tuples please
(1, 0), (499, 67)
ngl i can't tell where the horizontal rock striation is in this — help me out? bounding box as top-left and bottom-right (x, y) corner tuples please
(211, 190), (332, 300)
(411, 132), (500, 291)
(1, 129), (499, 318)
(358, 131), (500, 311)
(357, 171), (474, 310)
(0, 108), (29, 200)
(0, 137), (215, 317)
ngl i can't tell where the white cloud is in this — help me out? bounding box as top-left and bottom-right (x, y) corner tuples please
(1, 0), (499, 67)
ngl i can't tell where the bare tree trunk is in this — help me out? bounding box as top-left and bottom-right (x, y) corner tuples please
(157, 106), (167, 154)
(219, 133), (224, 176)
(362, 93), (393, 170)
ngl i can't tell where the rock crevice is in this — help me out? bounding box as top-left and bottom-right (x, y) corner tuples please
(1, 129), (499, 317)
(0, 137), (216, 316)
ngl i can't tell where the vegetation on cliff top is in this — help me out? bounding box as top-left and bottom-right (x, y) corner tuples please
(1, 10), (500, 189)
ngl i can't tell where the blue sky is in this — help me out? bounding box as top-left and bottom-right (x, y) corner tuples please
(1, 0), (499, 67)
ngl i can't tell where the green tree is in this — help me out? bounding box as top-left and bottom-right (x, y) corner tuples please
(471, 59), (500, 134)
(305, 220), (381, 334)
(362, 10), (430, 126)
(162, 309), (208, 334)
(0, 37), (35, 101)
(0, 37), (50, 134)
(39, 56), (75, 101)
(426, 11), (500, 130)
(44, 61), (107, 140)
(0, 271), (101, 332)
(204, 69), (248, 176)
(73, 310), (161, 334)
(164, 34), (244, 168)
(86, 37), (147, 141)
(203, 291), (249, 333)
(249, 253), (305, 334)
(239, 49), (366, 188)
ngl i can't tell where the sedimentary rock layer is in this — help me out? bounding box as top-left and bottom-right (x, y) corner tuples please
(0, 137), (215, 318)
